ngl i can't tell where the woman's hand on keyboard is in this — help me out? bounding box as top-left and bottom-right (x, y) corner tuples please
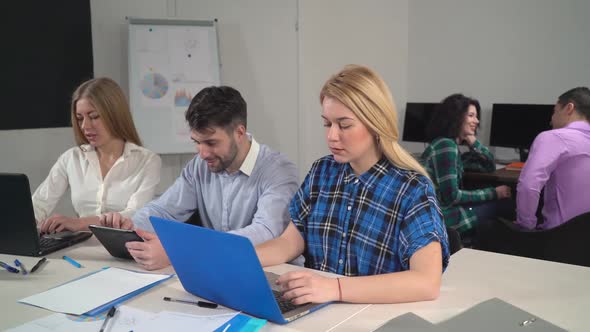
(276, 270), (340, 305)
(39, 214), (80, 233)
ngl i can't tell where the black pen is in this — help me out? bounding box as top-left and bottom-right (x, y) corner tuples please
(163, 296), (218, 309)
(31, 257), (48, 273)
(99, 306), (116, 332)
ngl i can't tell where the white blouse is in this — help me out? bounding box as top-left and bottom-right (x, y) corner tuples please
(32, 142), (161, 222)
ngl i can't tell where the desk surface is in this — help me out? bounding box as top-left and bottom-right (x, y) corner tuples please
(3, 239), (589, 331)
(335, 248), (590, 332)
(0, 236), (369, 331)
(464, 167), (521, 185)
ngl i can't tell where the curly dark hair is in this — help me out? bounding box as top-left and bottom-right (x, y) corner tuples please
(185, 86), (247, 133)
(425, 93), (480, 141)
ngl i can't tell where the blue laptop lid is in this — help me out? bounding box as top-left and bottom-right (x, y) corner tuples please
(150, 216), (287, 324)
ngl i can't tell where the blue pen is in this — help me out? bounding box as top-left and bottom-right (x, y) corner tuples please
(14, 259), (28, 275)
(62, 255), (83, 268)
(0, 261), (20, 273)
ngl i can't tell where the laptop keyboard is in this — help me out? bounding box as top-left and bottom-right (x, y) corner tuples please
(272, 290), (303, 313)
(39, 236), (65, 251)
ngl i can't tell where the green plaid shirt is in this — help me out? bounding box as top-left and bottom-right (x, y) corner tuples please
(420, 138), (497, 232)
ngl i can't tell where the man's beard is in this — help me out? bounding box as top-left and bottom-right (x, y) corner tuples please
(208, 139), (239, 173)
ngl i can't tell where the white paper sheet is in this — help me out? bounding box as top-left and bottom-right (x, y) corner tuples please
(18, 267), (172, 315)
(5, 305), (154, 332)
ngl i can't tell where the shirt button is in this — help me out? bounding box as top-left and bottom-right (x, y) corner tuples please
(342, 232), (346, 237)
(339, 259), (343, 264)
(347, 206), (351, 211)
(354, 179), (359, 184)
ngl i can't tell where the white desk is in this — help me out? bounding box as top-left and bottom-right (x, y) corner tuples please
(4, 242), (589, 331)
(335, 249), (590, 332)
(0, 236), (369, 331)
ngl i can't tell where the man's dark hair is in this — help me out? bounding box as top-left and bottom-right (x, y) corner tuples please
(185, 86), (247, 132)
(558, 87), (590, 121)
(425, 93), (481, 141)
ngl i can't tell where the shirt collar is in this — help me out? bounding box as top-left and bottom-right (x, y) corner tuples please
(565, 120), (590, 131)
(80, 141), (140, 159)
(342, 156), (390, 187)
(238, 134), (259, 177)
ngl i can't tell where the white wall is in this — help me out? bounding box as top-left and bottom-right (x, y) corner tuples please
(0, 128), (76, 215)
(298, 0), (409, 175)
(176, 0), (299, 169)
(404, 0), (590, 159)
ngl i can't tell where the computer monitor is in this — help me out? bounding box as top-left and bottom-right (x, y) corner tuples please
(402, 102), (439, 143)
(490, 103), (555, 161)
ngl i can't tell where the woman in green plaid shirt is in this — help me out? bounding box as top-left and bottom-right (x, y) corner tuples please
(421, 94), (512, 234)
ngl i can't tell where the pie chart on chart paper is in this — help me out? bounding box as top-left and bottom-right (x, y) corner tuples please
(140, 72), (169, 99)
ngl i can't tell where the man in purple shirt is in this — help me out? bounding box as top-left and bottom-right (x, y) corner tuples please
(516, 87), (590, 230)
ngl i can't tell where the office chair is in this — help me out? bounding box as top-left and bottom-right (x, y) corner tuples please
(479, 211), (590, 267)
(446, 226), (463, 255)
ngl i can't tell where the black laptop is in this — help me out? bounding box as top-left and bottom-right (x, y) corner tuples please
(0, 173), (92, 257)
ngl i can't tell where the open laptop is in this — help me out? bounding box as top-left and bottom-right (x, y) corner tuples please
(0, 173), (92, 257)
(150, 216), (331, 324)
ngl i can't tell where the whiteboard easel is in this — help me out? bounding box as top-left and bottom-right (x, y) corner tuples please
(128, 17), (221, 154)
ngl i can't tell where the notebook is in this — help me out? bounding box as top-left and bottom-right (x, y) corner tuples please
(373, 312), (439, 332)
(0, 173), (92, 257)
(19, 267), (173, 315)
(150, 216), (331, 324)
(505, 162), (525, 171)
(437, 298), (566, 332)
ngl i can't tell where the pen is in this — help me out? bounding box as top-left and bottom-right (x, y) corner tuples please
(62, 255), (83, 268)
(99, 306), (116, 332)
(14, 259), (28, 275)
(163, 296), (218, 309)
(31, 257), (48, 273)
(0, 261), (20, 273)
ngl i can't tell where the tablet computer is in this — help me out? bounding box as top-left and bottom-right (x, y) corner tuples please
(89, 225), (143, 259)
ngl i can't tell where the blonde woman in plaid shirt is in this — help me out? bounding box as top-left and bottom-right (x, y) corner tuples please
(256, 65), (449, 305)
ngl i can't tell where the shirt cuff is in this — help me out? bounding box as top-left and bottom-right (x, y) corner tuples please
(514, 218), (537, 230)
(470, 140), (483, 152)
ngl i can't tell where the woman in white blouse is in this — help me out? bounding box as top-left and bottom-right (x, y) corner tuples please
(34, 77), (161, 233)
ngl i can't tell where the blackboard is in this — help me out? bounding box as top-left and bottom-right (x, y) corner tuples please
(128, 17), (221, 153)
(2, 0), (93, 130)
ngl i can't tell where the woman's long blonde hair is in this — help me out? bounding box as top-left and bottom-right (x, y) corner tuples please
(71, 77), (142, 146)
(320, 65), (429, 179)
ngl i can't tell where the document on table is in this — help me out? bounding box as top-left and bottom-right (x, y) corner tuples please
(18, 267), (173, 315)
(5, 305), (153, 332)
(6, 306), (238, 332)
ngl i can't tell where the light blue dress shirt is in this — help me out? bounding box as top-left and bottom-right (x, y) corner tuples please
(133, 137), (299, 245)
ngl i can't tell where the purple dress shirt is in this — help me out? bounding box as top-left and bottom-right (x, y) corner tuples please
(516, 121), (590, 230)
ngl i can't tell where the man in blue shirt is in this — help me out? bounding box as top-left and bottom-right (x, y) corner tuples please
(103, 86), (299, 270)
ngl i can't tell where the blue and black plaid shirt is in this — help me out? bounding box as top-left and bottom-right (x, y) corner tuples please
(290, 156), (449, 276)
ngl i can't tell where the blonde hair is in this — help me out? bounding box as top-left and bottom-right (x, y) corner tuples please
(320, 64), (429, 179)
(71, 77), (142, 146)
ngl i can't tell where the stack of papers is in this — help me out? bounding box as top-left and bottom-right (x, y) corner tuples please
(19, 267), (173, 315)
(6, 306), (240, 332)
(12, 267), (267, 332)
